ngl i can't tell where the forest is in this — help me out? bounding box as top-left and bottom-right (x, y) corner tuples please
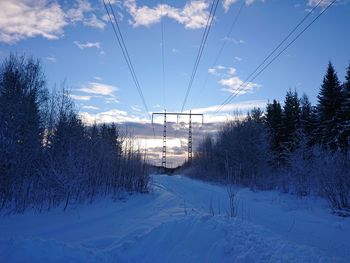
(0, 54), (149, 213)
(190, 62), (350, 213)
(1, 52), (350, 215)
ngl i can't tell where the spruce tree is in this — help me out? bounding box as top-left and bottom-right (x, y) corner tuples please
(282, 89), (301, 152)
(250, 107), (264, 123)
(266, 100), (284, 165)
(317, 62), (342, 151)
(338, 64), (350, 153)
(0, 55), (46, 177)
(300, 94), (315, 145)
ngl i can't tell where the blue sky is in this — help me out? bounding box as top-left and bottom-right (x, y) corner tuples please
(1, 0), (349, 165)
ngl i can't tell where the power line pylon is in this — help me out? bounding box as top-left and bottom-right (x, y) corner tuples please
(162, 111), (167, 170)
(188, 111), (193, 163)
(152, 111), (203, 168)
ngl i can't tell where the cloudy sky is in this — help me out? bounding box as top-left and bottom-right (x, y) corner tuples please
(0, 0), (349, 166)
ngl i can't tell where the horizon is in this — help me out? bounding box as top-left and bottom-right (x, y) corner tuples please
(1, 0), (349, 166)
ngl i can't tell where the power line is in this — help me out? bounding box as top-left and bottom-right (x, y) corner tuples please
(215, 0), (326, 113)
(215, 0), (334, 114)
(194, 0), (244, 105)
(160, 0), (166, 110)
(180, 0), (220, 112)
(103, 0), (151, 119)
(211, 1), (244, 71)
(181, 0), (219, 112)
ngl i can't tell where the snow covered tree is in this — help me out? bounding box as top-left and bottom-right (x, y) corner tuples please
(0, 54), (47, 210)
(265, 100), (284, 166)
(0, 54), (150, 213)
(316, 62), (342, 151)
(300, 94), (312, 136)
(282, 89), (301, 152)
(338, 64), (350, 154)
(247, 107), (264, 123)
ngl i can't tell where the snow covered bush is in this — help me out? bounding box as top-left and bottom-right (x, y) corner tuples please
(314, 151), (350, 212)
(0, 54), (150, 213)
(189, 61), (350, 214)
(190, 111), (271, 189)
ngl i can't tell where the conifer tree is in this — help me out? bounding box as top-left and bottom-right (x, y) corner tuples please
(266, 100), (284, 165)
(338, 64), (350, 153)
(0, 55), (46, 180)
(317, 62), (342, 151)
(282, 89), (301, 152)
(250, 107), (264, 123)
(300, 94), (313, 136)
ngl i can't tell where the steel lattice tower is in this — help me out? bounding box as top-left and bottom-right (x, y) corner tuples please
(152, 111), (203, 168)
(162, 111), (167, 169)
(188, 111), (192, 163)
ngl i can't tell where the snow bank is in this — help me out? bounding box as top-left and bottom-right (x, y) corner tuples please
(0, 175), (349, 262)
(113, 214), (342, 263)
(0, 214), (342, 263)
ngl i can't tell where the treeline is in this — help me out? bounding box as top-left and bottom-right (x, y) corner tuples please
(191, 62), (350, 212)
(0, 54), (149, 213)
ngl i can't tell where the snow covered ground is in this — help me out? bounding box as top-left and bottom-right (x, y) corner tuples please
(1, 174), (349, 262)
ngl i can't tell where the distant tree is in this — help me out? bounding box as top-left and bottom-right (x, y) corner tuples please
(196, 134), (214, 168)
(317, 62), (342, 151)
(248, 107), (264, 123)
(0, 54), (47, 210)
(338, 64), (350, 153)
(0, 54), (149, 213)
(300, 94), (312, 134)
(265, 100), (284, 166)
(282, 89), (301, 152)
(308, 106), (320, 146)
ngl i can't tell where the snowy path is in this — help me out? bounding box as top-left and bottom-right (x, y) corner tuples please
(0, 174), (349, 262)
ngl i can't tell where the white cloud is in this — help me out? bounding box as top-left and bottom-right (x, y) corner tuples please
(105, 97), (120, 104)
(307, 0), (333, 7)
(124, 0), (340, 30)
(78, 82), (118, 96)
(45, 55), (57, 63)
(208, 65), (235, 77)
(74, 41), (101, 49)
(223, 0), (240, 12)
(70, 94), (92, 101)
(190, 100), (267, 115)
(82, 105), (99, 110)
(168, 1), (211, 29)
(83, 14), (106, 30)
(67, 0), (92, 23)
(108, 0), (121, 5)
(131, 105), (142, 112)
(219, 76), (260, 95)
(80, 109), (148, 124)
(124, 0), (162, 27)
(221, 37), (245, 44)
(208, 68), (217, 75)
(0, 0), (106, 44)
(0, 0), (67, 43)
(227, 67), (237, 75)
(210, 65), (260, 96)
(181, 100), (267, 124)
(246, 0), (264, 5)
(223, 0), (264, 12)
(234, 56), (242, 61)
(123, 0), (210, 29)
(67, 0), (107, 29)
